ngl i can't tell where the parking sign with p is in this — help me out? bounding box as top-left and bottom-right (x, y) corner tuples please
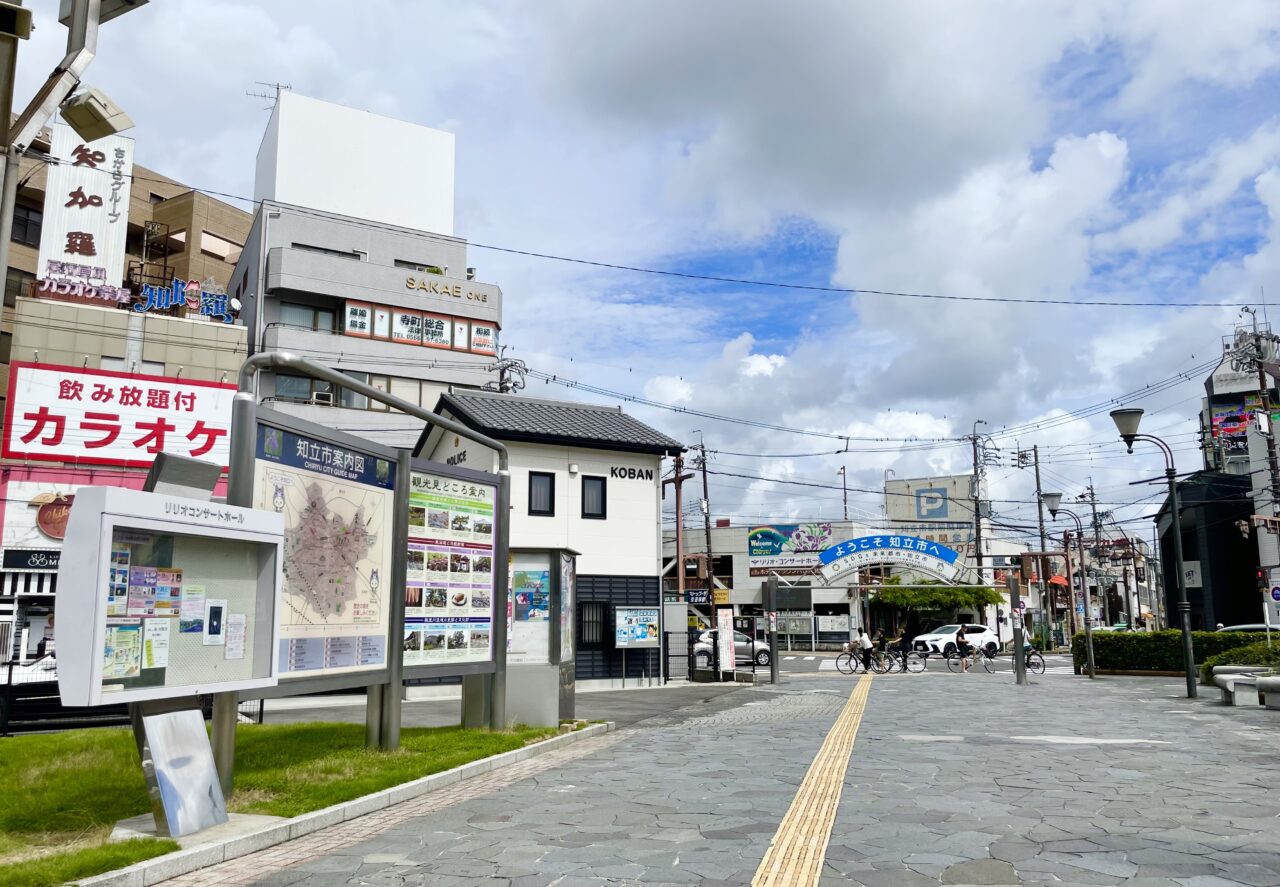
(915, 487), (949, 519)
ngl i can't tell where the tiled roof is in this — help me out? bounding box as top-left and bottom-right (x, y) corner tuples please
(437, 391), (684, 455)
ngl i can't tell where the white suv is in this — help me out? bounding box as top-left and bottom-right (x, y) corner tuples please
(913, 623), (999, 657)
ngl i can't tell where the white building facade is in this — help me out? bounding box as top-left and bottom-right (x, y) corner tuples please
(422, 391), (683, 685)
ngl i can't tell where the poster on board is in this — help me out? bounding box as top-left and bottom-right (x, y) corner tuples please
(614, 607), (659, 649)
(403, 470), (496, 667)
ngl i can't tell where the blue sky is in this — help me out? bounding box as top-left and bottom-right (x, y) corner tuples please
(13, 1), (1280, 536)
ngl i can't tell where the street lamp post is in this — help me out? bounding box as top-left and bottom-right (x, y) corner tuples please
(1042, 492), (1095, 678)
(1109, 408), (1197, 698)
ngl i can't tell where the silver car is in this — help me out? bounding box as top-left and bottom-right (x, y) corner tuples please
(693, 630), (771, 667)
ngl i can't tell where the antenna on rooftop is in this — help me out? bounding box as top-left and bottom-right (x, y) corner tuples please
(246, 82), (292, 111)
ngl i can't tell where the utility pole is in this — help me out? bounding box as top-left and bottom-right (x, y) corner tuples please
(837, 466), (848, 521)
(663, 454), (696, 628)
(1245, 307), (1280, 529)
(968, 420), (988, 584)
(1017, 444), (1054, 646)
(695, 436), (713, 576)
(1082, 481), (1105, 625)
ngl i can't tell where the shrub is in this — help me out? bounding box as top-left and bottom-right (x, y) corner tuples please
(1200, 641), (1280, 683)
(1070, 630), (1274, 672)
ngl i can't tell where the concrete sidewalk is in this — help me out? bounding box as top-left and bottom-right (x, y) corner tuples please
(168, 671), (1280, 886)
(259, 681), (749, 730)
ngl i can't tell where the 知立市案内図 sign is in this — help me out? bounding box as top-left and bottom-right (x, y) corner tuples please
(254, 424), (396, 678)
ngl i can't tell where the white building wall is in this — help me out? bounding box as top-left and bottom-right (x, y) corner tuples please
(255, 91), (455, 237)
(427, 435), (663, 577)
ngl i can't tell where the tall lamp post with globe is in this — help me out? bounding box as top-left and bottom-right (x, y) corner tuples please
(1041, 492), (1095, 679)
(1109, 407), (1197, 698)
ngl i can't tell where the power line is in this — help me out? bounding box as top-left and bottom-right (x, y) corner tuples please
(22, 152), (1254, 312)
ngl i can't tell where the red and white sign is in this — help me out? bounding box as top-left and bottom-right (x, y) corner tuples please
(470, 323), (497, 356)
(3, 363), (236, 469)
(37, 124), (134, 288)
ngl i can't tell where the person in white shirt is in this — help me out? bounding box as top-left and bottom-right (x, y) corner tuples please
(857, 627), (874, 671)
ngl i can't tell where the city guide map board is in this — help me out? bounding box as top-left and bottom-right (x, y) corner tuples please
(254, 424), (396, 678)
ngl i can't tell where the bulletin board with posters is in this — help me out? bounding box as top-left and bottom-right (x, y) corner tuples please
(55, 486), (283, 707)
(402, 458), (501, 677)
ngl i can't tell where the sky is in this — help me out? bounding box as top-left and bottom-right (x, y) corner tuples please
(14, 1), (1280, 545)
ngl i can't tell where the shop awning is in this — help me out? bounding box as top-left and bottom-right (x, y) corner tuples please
(1, 572), (57, 596)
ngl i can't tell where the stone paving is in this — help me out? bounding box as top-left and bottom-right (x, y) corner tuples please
(161, 669), (1280, 886)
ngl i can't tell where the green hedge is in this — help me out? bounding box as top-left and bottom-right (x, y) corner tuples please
(1070, 630), (1275, 672)
(1199, 641), (1280, 683)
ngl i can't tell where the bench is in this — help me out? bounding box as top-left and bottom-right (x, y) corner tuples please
(1212, 666), (1271, 706)
(1259, 676), (1280, 711)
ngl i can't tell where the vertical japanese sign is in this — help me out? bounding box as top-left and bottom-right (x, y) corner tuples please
(37, 123), (134, 288)
(2, 363), (235, 468)
(254, 426), (396, 677)
(403, 470), (496, 666)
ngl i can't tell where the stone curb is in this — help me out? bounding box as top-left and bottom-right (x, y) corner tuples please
(76, 722), (616, 887)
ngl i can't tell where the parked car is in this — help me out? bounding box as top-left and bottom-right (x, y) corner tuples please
(1217, 624), (1276, 632)
(693, 630), (771, 667)
(912, 624), (999, 657)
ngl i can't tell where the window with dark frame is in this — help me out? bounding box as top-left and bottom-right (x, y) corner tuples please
(11, 205), (41, 247)
(529, 471), (555, 516)
(5, 268), (33, 307)
(581, 476), (606, 520)
(579, 601), (605, 647)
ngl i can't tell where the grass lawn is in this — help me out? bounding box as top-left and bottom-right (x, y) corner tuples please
(0, 721), (556, 886)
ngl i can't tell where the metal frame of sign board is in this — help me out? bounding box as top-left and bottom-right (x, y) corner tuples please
(56, 485), (284, 707)
(508, 545), (578, 668)
(402, 455), (503, 680)
(243, 406), (407, 699)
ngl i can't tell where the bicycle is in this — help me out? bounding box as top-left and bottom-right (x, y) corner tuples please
(946, 645), (994, 674)
(836, 646), (880, 675)
(898, 649), (928, 673)
(1024, 646), (1045, 675)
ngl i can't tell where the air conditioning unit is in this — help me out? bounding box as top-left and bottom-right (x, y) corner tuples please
(310, 391), (334, 406)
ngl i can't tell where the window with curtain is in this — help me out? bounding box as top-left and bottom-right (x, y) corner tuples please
(582, 476), (606, 520)
(529, 471), (555, 516)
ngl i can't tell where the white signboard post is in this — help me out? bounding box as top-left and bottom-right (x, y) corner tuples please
(716, 608), (735, 672)
(3, 363), (235, 468)
(37, 123), (134, 288)
(55, 486), (282, 838)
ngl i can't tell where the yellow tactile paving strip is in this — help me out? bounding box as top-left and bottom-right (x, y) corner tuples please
(751, 675), (872, 887)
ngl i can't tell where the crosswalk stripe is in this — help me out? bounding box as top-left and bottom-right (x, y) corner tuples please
(803, 656), (816, 660)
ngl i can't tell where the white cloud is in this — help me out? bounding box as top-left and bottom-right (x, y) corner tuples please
(13, 1), (1279, 524)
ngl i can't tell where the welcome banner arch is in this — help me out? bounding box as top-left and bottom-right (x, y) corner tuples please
(818, 534), (973, 585)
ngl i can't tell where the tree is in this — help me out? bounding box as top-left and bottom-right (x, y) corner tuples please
(872, 577), (1002, 612)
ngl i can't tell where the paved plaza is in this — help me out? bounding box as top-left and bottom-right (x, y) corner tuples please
(166, 669), (1280, 886)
